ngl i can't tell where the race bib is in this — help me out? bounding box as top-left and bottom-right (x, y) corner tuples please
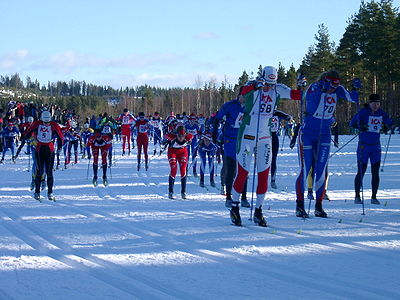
(270, 117), (279, 132)
(122, 116), (131, 125)
(139, 124), (147, 133)
(37, 124), (52, 143)
(102, 126), (112, 134)
(313, 93), (337, 119)
(368, 116), (382, 133)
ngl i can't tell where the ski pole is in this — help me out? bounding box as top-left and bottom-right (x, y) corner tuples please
(249, 89), (262, 221)
(27, 149), (31, 172)
(86, 157), (91, 180)
(280, 128), (286, 152)
(381, 132), (392, 172)
(328, 134), (358, 159)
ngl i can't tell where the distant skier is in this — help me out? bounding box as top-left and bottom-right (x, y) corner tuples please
(116, 108), (135, 155)
(0, 121), (20, 163)
(132, 112), (150, 171)
(150, 112), (164, 155)
(185, 114), (201, 177)
(194, 132), (217, 188)
(163, 124), (193, 199)
(350, 93), (392, 204)
(270, 110), (292, 189)
(87, 129), (112, 186)
(23, 111), (63, 201)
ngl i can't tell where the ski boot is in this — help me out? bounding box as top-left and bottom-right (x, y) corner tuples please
(12, 156), (16, 163)
(145, 163), (148, 171)
(225, 194), (233, 208)
(168, 192), (174, 199)
(40, 180), (46, 191)
(210, 180), (216, 188)
(137, 163), (140, 171)
(354, 194), (362, 204)
(0, 158), (4, 164)
(314, 202), (327, 218)
(295, 201), (309, 218)
(307, 188), (314, 200)
(30, 179), (35, 191)
(92, 176), (98, 187)
(253, 206), (267, 227)
(128, 151), (131, 156)
(270, 180), (277, 189)
(181, 192), (187, 199)
(103, 176), (108, 187)
(48, 193), (56, 201)
(200, 181), (205, 188)
(168, 176), (175, 199)
(153, 149), (157, 155)
(230, 205), (241, 226)
(193, 171), (198, 178)
(122, 150), (126, 156)
(371, 196), (380, 205)
(34, 193), (41, 201)
(241, 198), (250, 208)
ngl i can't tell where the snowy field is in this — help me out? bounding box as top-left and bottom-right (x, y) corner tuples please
(0, 134), (399, 300)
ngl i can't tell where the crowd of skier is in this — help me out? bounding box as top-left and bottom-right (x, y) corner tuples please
(0, 66), (395, 227)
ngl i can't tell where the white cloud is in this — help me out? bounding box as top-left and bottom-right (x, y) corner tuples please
(0, 49), (29, 69)
(193, 32), (219, 40)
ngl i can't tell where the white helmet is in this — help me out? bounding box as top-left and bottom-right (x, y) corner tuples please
(40, 111), (52, 122)
(261, 66), (278, 85)
(27, 116), (34, 123)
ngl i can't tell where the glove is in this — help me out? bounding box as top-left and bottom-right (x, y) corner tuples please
(352, 78), (362, 90)
(297, 74), (307, 88)
(322, 80), (332, 92)
(382, 124), (390, 134)
(256, 78), (266, 89)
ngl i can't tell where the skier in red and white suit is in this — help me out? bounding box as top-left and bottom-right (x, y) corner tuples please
(23, 111), (64, 201)
(163, 125), (193, 199)
(132, 112), (150, 171)
(115, 108), (135, 155)
(230, 66), (301, 227)
(87, 129), (112, 186)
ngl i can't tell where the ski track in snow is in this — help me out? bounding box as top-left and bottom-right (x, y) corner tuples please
(0, 135), (400, 299)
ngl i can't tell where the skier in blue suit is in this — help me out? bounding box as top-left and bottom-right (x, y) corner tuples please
(295, 70), (360, 218)
(350, 93), (392, 205)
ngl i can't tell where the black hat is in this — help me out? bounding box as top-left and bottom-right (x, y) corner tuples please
(369, 94), (380, 103)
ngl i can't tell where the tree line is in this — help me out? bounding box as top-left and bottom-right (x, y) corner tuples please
(1, 0), (399, 131)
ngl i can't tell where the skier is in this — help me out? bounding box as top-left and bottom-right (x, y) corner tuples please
(132, 112), (150, 171)
(0, 121), (20, 163)
(64, 126), (81, 166)
(23, 111), (63, 201)
(230, 66), (302, 227)
(350, 94), (392, 204)
(99, 115), (116, 166)
(295, 70), (360, 218)
(163, 124), (193, 199)
(116, 108), (135, 155)
(150, 112), (164, 155)
(87, 129), (112, 186)
(270, 110), (292, 189)
(185, 114), (201, 177)
(81, 123), (94, 159)
(213, 88), (249, 208)
(194, 132), (217, 188)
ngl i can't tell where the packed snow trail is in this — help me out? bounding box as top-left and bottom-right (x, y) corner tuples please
(0, 136), (399, 299)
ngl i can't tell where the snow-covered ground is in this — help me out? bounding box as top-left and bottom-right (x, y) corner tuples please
(0, 134), (399, 300)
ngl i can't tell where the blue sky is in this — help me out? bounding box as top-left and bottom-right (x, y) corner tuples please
(1, 0), (399, 89)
